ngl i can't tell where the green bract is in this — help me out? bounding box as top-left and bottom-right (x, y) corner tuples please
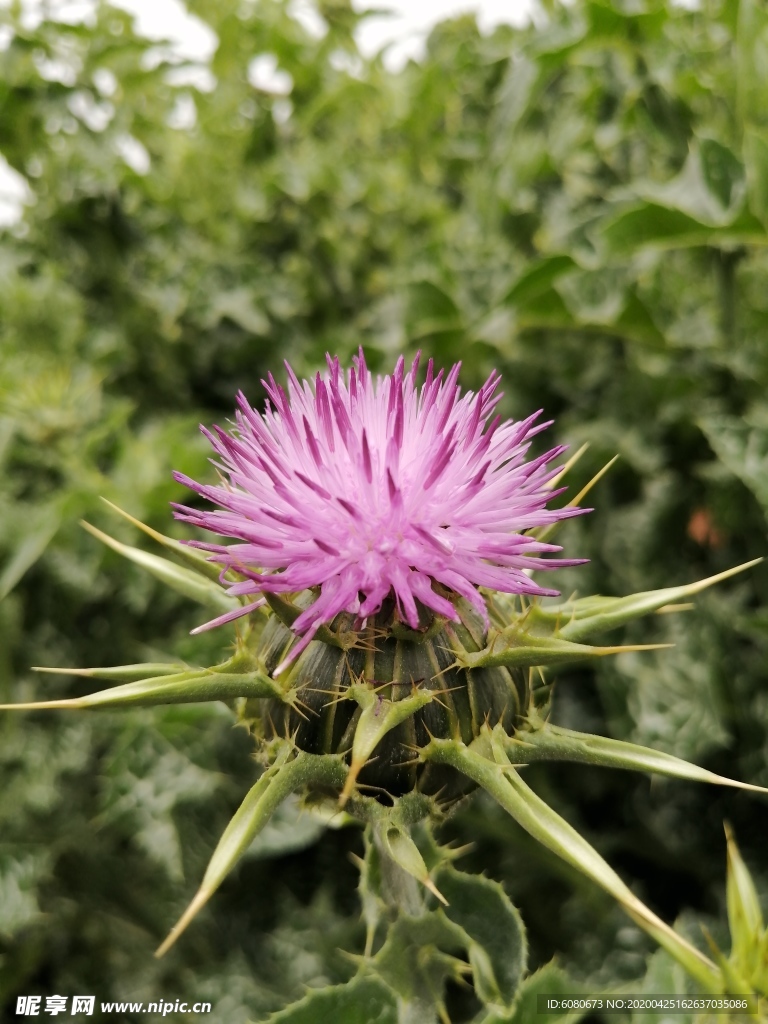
(3, 491), (765, 1018)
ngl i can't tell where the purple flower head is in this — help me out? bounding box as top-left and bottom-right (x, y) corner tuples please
(173, 351), (587, 673)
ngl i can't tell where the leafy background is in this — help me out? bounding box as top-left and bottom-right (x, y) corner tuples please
(1, 0), (767, 1020)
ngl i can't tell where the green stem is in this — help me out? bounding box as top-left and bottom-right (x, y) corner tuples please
(368, 824), (443, 1024)
(423, 734), (722, 993)
(715, 247), (743, 350)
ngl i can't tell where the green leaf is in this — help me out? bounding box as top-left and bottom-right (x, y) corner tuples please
(456, 629), (669, 671)
(479, 960), (591, 1024)
(203, 286), (269, 335)
(613, 288), (666, 348)
(601, 141), (750, 263)
(369, 911), (469, 1015)
(267, 975), (398, 1024)
(98, 725), (219, 881)
(0, 501), (61, 601)
(601, 204), (705, 252)
(629, 948), (698, 1024)
(602, 202), (767, 254)
(1, 652), (293, 710)
(81, 521), (238, 612)
(585, 0), (666, 42)
(100, 499), (224, 581)
(514, 288), (577, 332)
(436, 865), (527, 1014)
(738, 0), (768, 229)
(423, 732), (722, 992)
(502, 255), (576, 306)
(503, 720), (768, 794)
(744, 128), (768, 227)
(501, 270), (671, 349)
(698, 411), (768, 512)
(642, 140), (746, 225)
(725, 824), (765, 975)
(0, 850), (52, 940)
(527, 560), (762, 643)
(737, 0), (768, 132)
(156, 745), (347, 956)
(407, 279), (463, 340)
(31, 662), (188, 682)
(355, 827), (386, 958)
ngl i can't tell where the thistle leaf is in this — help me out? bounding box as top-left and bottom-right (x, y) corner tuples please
(81, 521), (238, 613)
(368, 911), (469, 1020)
(422, 732), (722, 992)
(530, 560), (762, 643)
(1, 653), (293, 710)
(457, 630), (670, 671)
(355, 828), (386, 957)
(156, 746), (347, 956)
(700, 925), (753, 996)
(100, 498), (223, 581)
(503, 722), (768, 795)
(32, 662), (188, 682)
(0, 498), (62, 601)
(265, 976), (398, 1024)
(483, 960), (592, 1024)
(725, 823), (765, 975)
(436, 865), (527, 1014)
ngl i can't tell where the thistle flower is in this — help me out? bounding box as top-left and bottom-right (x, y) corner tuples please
(6, 352), (762, 996)
(173, 349), (586, 670)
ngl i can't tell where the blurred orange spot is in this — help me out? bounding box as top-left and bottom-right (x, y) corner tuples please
(687, 508), (725, 548)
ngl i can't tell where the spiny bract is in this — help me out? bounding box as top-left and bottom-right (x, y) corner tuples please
(5, 354), (762, 990)
(172, 351), (586, 800)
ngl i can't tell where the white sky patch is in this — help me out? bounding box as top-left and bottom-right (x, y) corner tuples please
(247, 53), (294, 95)
(107, 0), (218, 62)
(33, 48), (81, 86)
(68, 89), (114, 131)
(167, 92), (197, 130)
(287, 0), (328, 38)
(353, 0), (535, 70)
(0, 154), (33, 229)
(114, 133), (151, 175)
(164, 64), (217, 91)
(45, 0), (97, 24)
(93, 67), (118, 96)
(7, 0), (98, 31)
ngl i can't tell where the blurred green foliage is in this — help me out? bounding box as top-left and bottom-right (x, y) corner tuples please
(1, 0), (767, 1019)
